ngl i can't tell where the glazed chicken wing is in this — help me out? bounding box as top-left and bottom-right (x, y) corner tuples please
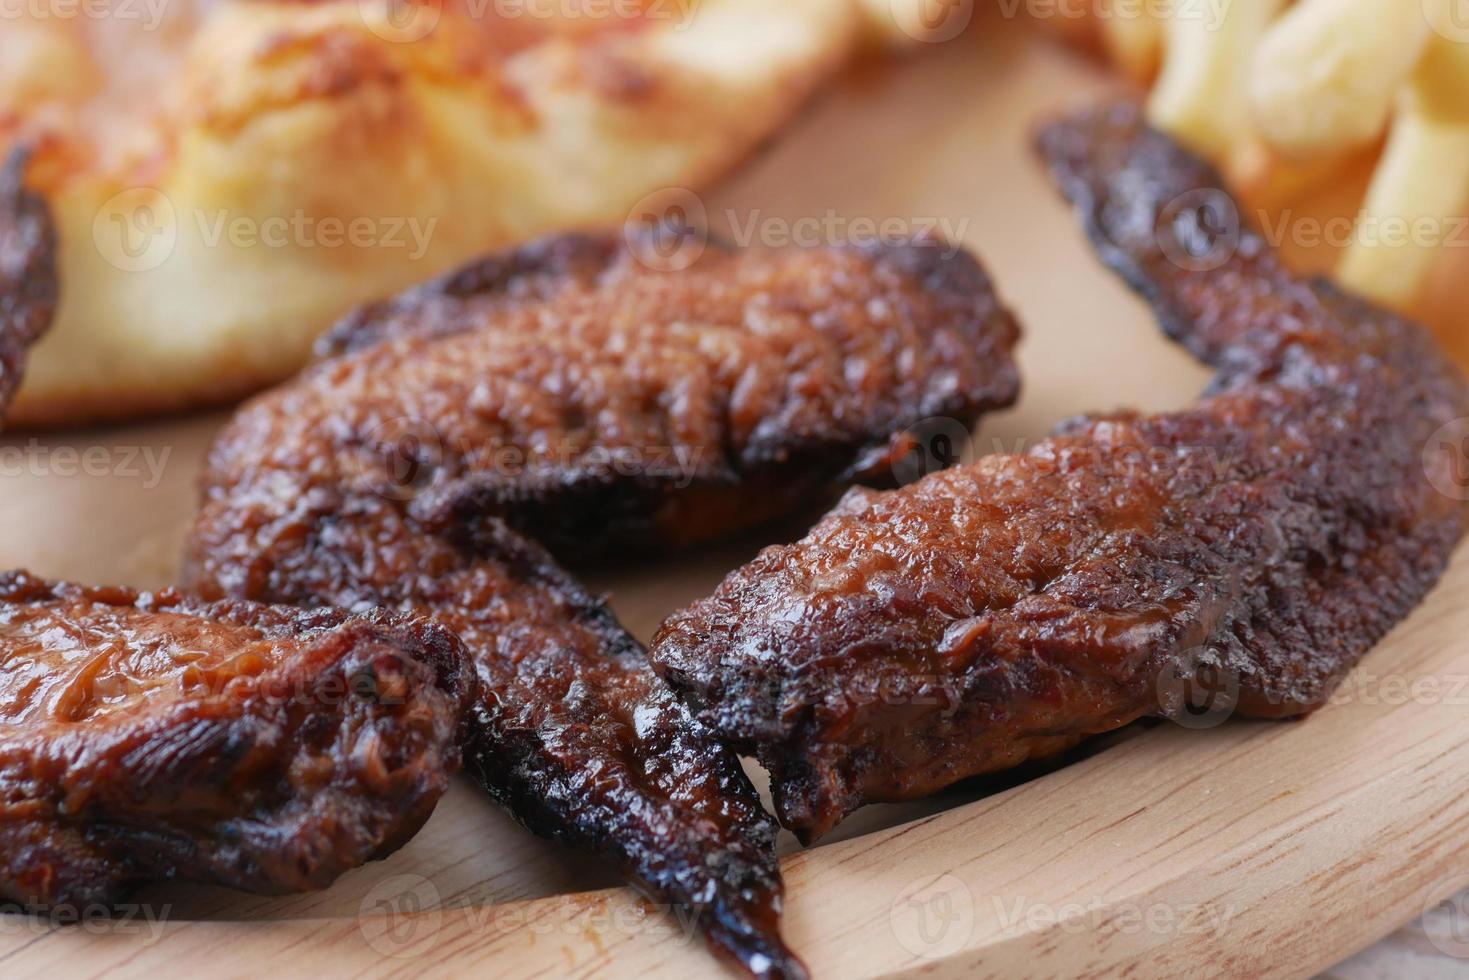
(192, 504), (796, 976)
(651, 103), (1469, 841)
(260, 227), (1019, 562)
(0, 573), (471, 908)
(0, 151), (56, 419)
(183, 230), (1021, 978)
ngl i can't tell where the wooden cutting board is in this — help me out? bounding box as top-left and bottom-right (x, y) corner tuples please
(4, 15), (1469, 979)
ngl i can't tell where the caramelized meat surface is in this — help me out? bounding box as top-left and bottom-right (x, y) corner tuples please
(225, 228), (1020, 562)
(188, 505), (796, 977)
(0, 151), (57, 419)
(0, 573), (471, 907)
(652, 103), (1469, 841)
(182, 231), (1018, 977)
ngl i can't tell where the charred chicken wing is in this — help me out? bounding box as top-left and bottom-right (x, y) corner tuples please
(262, 228), (1018, 562)
(651, 103), (1469, 841)
(0, 573), (471, 908)
(192, 507), (798, 976)
(0, 151), (56, 420)
(184, 230), (1020, 977)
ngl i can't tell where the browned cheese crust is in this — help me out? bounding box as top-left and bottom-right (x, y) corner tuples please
(0, 572), (472, 908)
(2, 0), (867, 428)
(651, 102), (1469, 841)
(0, 151), (57, 421)
(183, 231), (1020, 977)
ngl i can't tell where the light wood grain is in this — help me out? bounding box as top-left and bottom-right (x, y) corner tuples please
(3, 14), (1467, 979)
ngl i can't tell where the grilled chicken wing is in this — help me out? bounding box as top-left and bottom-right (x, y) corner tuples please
(192, 504), (798, 976)
(270, 228), (1018, 562)
(0, 151), (56, 420)
(183, 230), (1020, 978)
(0, 573), (471, 907)
(651, 102), (1469, 841)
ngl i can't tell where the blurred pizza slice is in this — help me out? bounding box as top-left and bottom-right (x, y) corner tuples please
(1, 0), (872, 427)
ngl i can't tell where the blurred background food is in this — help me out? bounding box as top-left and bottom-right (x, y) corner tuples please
(4, 0), (1468, 430)
(0, 0), (926, 428)
(1040, 0), (1469, 368)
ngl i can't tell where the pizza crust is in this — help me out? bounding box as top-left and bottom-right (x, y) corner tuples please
(1, 0), (871, 427)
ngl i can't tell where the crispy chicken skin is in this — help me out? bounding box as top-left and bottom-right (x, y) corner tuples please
(0, 151), (56, 419)
(192, 508), (799, 977)
(225, 228), (1020, 563)
(0, 572), (471, 908)
(183, 231), (1019, 978)
(651, 102), (1469, 841)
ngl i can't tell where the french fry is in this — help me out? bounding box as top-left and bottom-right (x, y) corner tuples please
(1061, 0), (1469, 342)
(1249, 0), (1429, 160)
(1341, 32), (1469, 308)
(1147, 0), (1287, 162)
(1099, 0), (1163, 83)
